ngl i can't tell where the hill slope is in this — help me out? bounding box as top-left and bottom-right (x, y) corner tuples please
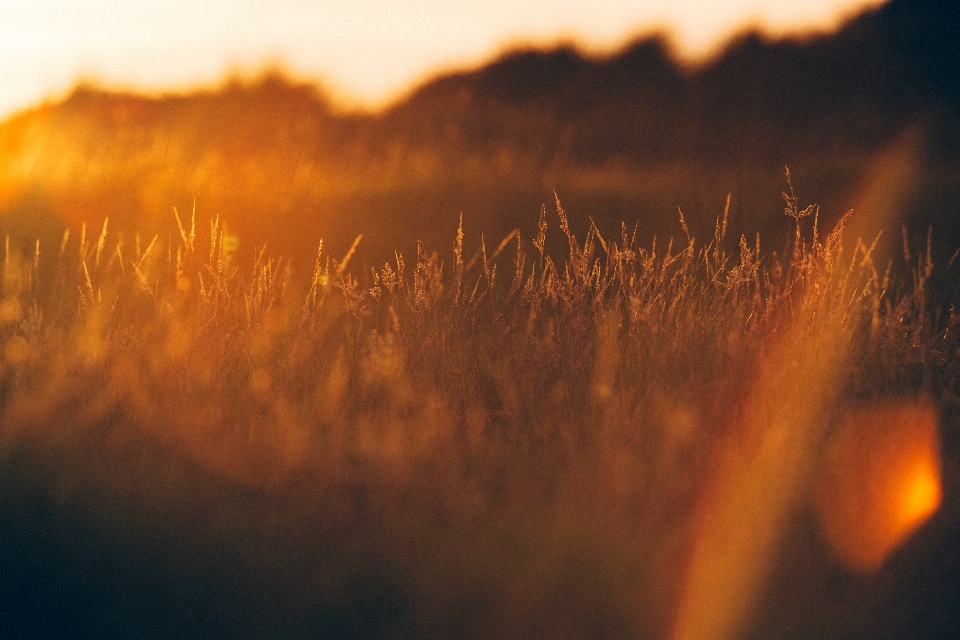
(0, 0), (958, 275)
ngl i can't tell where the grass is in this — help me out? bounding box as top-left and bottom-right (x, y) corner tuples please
(0, 187), (957, 639)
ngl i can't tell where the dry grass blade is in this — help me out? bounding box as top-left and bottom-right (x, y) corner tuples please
(0, 194), (955, 640)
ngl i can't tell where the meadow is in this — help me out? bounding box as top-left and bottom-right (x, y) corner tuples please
(0, 181), (957, 638)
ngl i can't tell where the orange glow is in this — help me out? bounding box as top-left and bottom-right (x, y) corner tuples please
(814, 401), (942, 573)
(897, 457), (941, 532)
(670, 326), (846, 640)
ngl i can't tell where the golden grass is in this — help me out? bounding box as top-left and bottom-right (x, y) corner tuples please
(0, 189), (955, 639)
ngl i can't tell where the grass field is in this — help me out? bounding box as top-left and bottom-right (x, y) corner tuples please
(0, 187), (958, 639)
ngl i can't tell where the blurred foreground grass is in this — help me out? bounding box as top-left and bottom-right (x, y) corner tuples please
(0, 191), (958, 639)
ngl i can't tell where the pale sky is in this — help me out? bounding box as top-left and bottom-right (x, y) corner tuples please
(0, 0), (886, 118)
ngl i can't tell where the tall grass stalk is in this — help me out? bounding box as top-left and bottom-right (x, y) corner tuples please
(0, 193), (955, 639)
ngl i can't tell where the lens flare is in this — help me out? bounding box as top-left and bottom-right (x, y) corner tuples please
(900, 460), (942, 529)
(814, 401), (942, 573)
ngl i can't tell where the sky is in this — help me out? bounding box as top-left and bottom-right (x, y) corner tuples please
(0, 0), (886, 118)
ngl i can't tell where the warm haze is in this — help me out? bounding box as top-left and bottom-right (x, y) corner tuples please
(1, 0), (885, 118)
(2, 0), (959, 638)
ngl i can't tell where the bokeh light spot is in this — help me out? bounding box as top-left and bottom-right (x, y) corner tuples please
(815, 400), (942, 573)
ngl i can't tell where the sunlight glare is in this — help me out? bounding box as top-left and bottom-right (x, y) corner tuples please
(815, 401), (942, 573)
(897, 456), (942, 533)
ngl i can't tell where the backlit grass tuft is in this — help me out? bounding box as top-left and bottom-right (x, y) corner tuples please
(0, 191), (956, 639)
